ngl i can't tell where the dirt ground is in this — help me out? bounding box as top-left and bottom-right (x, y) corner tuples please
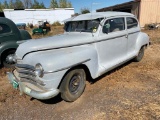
(0, 27), (160, 120)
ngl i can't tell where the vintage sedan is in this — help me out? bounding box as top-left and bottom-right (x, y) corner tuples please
(7, 12), (149, 102)
(0, 17), (31, 67)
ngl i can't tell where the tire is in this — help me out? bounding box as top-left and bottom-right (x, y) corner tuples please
(60, 69), (86, 102)
(2, 50), (16, 68)
(134, 46), (145, 62)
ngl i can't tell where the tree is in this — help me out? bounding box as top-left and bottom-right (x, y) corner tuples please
(39, 2), (46, 9)
(4, 0), (9, 9)
(59, 0), (67, 8)
(31, 0), (46, 9)
(0, 2), (3, 12)
(23, 0), (32, 9)
(14, 0), (25, 9)
(50, 0), (58, 8)
(67, 1), (72, 8)
(9, 0), (14, 9)
(59, 0), (73, 8)
(81, 8), (90, 14)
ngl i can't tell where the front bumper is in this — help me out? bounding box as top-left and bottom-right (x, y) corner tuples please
(7, 72), (60, 100)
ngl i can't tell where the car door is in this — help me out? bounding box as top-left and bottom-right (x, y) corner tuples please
(126, 17), (140, 57)
(96, 17), (128, 71)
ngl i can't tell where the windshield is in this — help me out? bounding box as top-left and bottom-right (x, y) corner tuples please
(64, 19), (101, 33)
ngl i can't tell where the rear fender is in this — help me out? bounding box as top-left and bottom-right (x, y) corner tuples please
(135, 32), (149, 54)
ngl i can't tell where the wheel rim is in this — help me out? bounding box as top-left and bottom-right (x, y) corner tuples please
(69, 74), (82, 94)
(5, 54), (15, 65)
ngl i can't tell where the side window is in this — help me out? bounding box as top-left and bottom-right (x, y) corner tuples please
(0, 24), (11, 34)
(127, 17), (138, 29)
(103, 17), (125, 33)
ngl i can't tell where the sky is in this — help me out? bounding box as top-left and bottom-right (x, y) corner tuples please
(2, 0), (132, 13)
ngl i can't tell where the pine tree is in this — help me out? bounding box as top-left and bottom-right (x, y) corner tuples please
(67, 1), (72, 8)
(0, 2), (3, 12)
(50, 0), (58, 8)
(59, 0), (72, 8)
(31, 0), (39, 9)
(9, 0), (14, 9)
(14, 0), (24, 9)
(4, 0), (9, 9)
(31, 0), (46, 9)
(39, 2), (46, 9)
(59, 0), (67, 8)
(23, 0), (32, 9)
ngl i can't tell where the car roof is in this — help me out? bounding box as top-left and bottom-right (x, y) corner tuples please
(64, 12), (135, 22)
(0, 17), (14, 25)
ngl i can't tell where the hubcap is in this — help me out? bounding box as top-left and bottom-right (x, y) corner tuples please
(5, 54), (15, 64)
(69, 74), (82, 94)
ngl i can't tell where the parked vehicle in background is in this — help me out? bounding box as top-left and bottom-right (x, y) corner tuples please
(0, 17), (31, 68)
(7, 12), (149, 102)
(32, 21), (51, 35)
(16, 23), (26, 30)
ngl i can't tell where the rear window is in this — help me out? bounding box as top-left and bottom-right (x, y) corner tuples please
(0, 24), (11, 34)
(127, 17), (138, 29)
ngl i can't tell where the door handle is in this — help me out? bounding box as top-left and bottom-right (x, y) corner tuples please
(125, 34), (128, 38)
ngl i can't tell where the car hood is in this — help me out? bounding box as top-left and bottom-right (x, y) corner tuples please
(16, 32), (94, 59)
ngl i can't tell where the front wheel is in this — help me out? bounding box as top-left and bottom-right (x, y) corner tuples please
(60, 69), (86, 102)
(134, 46), (145, 62)
(2, 50), (16, 68)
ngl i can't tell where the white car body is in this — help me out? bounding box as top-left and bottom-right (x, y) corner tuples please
(7, 12), (149, 101)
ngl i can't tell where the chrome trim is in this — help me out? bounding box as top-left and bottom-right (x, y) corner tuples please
(18, 69), (36, 76)
(12, 71), (47, 90)
(16, 64), (35, 70)
(44, 59), (91, 74)
(7, 72), (60, 100)
(19, 82), (60, 100)
(128, 30), (140, 35)
(15, 64), (45, 87)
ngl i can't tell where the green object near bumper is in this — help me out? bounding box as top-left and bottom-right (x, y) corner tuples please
(7, 72), (19, 89)
(7, 71), (60, 100)
(12, 80), (19, 89)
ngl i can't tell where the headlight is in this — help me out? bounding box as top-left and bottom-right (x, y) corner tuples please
(35, 63), (44, 77)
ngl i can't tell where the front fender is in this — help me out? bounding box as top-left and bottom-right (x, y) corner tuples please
(23, 44), (99, 79)
(135, 32), (149, 54)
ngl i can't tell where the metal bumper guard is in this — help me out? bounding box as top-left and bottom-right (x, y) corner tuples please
(7, 72), (60, 100)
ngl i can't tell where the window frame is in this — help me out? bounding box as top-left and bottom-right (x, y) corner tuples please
(126, 17), (138, 29)
(102, 17), (126, 34)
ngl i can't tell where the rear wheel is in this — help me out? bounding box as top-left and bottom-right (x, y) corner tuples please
(2, 50), (16, 68)
(60, 69), (86, 102)
(134, 46), (145, 62)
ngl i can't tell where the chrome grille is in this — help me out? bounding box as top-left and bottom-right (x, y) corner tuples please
(16, 64), (45, 86)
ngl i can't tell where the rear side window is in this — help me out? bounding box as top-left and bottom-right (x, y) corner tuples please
(0, 24), (11, 34)
(127, 17), (138, 29)
(103, 17), (125, 33)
